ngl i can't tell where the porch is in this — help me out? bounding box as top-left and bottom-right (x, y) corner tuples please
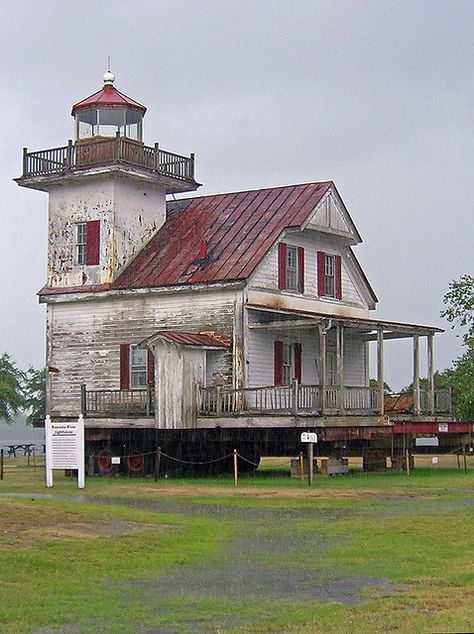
(199, 383), (451, 417)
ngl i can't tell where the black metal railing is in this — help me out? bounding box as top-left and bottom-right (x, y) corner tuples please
(21, 135), (195, 183)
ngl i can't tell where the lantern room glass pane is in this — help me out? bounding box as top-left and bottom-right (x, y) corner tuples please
(75, 108), (143, 141)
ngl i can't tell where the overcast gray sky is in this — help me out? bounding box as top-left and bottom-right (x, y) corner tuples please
(0, 0), (472, 390)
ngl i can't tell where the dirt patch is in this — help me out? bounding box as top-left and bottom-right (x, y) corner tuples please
(0, 500), (152, 543)
(99, 483), (419, 500)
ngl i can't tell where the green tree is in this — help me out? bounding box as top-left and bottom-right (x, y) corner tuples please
(0, 353), (25, 423)
(369, 378), (393, 395)
(439, 274), (474, 420)
(23, 367), (46, 425)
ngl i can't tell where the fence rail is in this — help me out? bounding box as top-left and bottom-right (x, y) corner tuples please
(81, 385), (155, 417)
(21, 136), (195, 183)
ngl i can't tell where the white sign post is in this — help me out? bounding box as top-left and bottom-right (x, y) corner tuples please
(45, 415), (85, 489)
(301, 432), (318, 485)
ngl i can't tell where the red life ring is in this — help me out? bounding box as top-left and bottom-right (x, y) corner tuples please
(126, 449), (144, 474)
(97, 448), (113, 474)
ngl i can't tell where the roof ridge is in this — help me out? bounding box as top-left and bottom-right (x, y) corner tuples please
(167, 180), (334, 203)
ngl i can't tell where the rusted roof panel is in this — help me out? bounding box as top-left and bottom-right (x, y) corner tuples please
(384, 394), (415, 413)
(113, 181), (332, 290)
(155, 331), (228, 348)
(72, 85), (146, 115)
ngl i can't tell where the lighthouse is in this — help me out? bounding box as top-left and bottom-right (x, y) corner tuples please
(16, 72), (199, 290)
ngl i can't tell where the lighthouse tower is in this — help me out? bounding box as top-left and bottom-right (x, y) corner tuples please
(16, 72), (199, 290)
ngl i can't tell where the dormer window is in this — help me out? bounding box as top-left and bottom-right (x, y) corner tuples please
(317, 251), (342, 299)
(286, 246), (297, 291)
(324, 254), (336, 297)
(75, 221), (100, 266)
(278, 243), (304, 293)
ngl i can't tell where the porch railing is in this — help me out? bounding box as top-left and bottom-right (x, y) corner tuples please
(199, 384), (451, 417)
(199, 383), (381, 416)
(81, 385), (155, 417)
(21, 136), (195, 183)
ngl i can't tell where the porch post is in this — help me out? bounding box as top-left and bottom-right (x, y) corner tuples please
(319, 324), (327, 415)
(427, 334), (435, 415)
(413, 335), (421, 415)
(377, 328), (384, 416)
(336, 324), (344, 412)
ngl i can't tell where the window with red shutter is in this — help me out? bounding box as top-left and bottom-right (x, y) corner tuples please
(297, 247), (304, 293)
(279, 242), (305, 293)
(278, 243), (287, 289)
(86, 220), (100, 265)
(120, 343), (130, 390)
(274, 341), (283, 385)
(317, 251), (341, 299)
(335, 255), (342, 299)
(294, 343), (302, 382)
(76, 220), (100, 265)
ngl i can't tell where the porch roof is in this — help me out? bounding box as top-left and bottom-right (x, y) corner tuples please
(246, 304), (443, 339)
(141, 330), (228, 349)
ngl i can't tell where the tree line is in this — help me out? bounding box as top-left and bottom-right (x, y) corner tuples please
(1, 275), (473, 423)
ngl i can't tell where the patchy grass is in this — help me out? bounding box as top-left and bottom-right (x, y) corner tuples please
(0, 462), (473, 633)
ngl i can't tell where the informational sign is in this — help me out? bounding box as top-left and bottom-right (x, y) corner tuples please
(438, 423), (449, 433)
(415, 437), (439, 447)
(45, 415), (85, 488)
(301, 432), (318, 444)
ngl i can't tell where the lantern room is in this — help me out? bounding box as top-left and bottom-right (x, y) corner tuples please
(71, 72), (146, 142)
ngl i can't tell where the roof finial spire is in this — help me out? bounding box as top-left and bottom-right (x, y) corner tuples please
(103, 57), (115, 86)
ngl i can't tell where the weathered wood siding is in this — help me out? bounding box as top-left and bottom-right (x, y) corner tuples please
(246, 327), (367, 387)
(47, 177), (166, 288)
(47, 288), (237, 417)
(152, 340), (205, 429)
(249, 230), (370, 311)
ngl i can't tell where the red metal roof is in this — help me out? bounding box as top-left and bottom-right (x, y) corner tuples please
(154, 331), (228, 348)
(72, 85), (146, 115)
(113, 181), (332, 290)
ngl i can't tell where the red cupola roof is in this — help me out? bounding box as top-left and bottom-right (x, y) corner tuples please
(71, 73), (146, 116)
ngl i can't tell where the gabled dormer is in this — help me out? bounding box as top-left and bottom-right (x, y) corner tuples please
(303, 187), (362, 246)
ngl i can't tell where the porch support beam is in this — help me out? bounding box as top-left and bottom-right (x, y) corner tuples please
(377, 328), (384, 416)
(413, 335), (421, 415)
(427, 334), (435, 415)
(319, 324), (327, 415)
(336, 324), (344, 412)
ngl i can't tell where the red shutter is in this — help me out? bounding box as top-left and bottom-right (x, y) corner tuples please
(147, 350), (155, 387)
(278, 243), (287, 289)
(274, 341), (283, 386)
(294, 343), (302, 383)
(86, 220), (100, 265)
(317, 251), (325, 296)
(297, 247), (304, 294)
(120, 343), (130, 390)
(335, 255), (342, 300)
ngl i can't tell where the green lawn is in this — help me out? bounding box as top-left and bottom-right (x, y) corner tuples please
(0, 461), (473, 633)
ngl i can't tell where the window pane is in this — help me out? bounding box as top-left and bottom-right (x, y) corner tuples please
(130, 346), (148, 389)
(76, 223), (87, 265)
(286, 246), (297, 290)
(324, 255), (335, 297)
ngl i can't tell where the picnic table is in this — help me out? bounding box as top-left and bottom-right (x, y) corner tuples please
(2, 444), (36, 458)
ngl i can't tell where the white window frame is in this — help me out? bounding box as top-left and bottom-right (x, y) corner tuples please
(282, 343), (295, 385)
(286, 246), (298, 291)
(324, 254), (336, 298)
(76, 223), (87, 265)
(130, 345), (148, 389)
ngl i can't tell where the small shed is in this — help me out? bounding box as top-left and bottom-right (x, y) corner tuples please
(142, 331), (228, 429)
